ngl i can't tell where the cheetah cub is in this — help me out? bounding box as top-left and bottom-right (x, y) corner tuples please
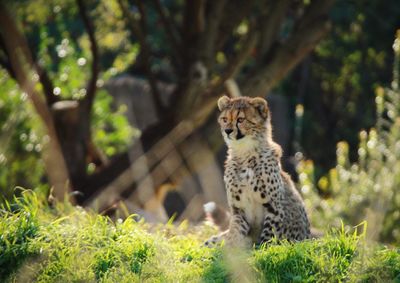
(205, 96), (310, 248)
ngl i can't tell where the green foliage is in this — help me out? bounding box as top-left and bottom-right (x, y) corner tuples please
(286, 0), (400, 177)
(91, 89), (138, 158)
(0, 71), (46, 200)
(298, 34), (400, 245)
(0, 191), (399, 282)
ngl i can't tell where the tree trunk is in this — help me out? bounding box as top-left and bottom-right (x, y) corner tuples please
(0, 4), (72, 201)
(51, 101), (89, 190)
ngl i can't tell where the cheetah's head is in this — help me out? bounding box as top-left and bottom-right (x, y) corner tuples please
(217, 96), (271, 147)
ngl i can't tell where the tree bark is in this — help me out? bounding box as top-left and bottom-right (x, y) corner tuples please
(51, 101), (89, 191)
(0, 4), (72, 201)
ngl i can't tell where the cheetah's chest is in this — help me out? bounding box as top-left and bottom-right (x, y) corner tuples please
(235, 166), (265, 230)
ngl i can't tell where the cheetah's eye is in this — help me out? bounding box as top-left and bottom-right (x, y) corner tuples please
(222, 117), (228, 123)
(237, 117), (244, 123)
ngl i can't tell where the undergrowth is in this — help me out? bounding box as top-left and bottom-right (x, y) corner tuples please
(0, 191), (399, 282)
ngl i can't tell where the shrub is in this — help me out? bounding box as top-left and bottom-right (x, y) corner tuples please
(298, 32), (400, 245)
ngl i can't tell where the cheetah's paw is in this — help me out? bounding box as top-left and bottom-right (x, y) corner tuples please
(204, 235), (222, 247)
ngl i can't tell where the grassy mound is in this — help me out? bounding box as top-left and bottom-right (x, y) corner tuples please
(1, 192), (399, 282)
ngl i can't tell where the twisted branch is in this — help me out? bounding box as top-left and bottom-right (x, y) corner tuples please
(77, 0), (99, 111)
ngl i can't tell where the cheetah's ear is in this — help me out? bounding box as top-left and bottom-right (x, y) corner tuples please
(251, 97), (269, 119)
(217, 96), (231, 111)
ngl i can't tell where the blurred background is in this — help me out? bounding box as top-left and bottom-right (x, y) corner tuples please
(1, 0), (400, 245)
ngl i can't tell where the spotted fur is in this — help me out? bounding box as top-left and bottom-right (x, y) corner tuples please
(205, 96), (310, 248)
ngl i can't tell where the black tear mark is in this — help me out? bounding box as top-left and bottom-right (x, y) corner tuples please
(236, 109), (245, 140)
(236, 128), (244, 139)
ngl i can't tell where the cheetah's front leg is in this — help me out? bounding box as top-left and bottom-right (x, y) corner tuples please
(205, 207), (252, 248)
(259, 203), (282, 245)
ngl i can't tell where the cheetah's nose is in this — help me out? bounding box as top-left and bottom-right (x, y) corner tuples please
(225, 129), (233, 135)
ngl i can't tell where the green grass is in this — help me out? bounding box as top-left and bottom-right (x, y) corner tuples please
(1, 192), (399, 282)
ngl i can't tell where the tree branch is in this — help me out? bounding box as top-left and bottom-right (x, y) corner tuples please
(118, 0), (166, 119)
(216, 0), (254, 51)
(180, 0), (205, 76)
(257, 0), (291, 57)
(218, 28), (258, 87)
(76, 0), (99, 111)
(198, 0), (227, 68)
(204, 27), (258, 100)
(33, 62), (59, 106)
(1, 23), (59, 106)
(135, 0), (165, 116)
(151, 0), (182, 68)
(241, 0), (335, 97)
(183, 0), (205, 43)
